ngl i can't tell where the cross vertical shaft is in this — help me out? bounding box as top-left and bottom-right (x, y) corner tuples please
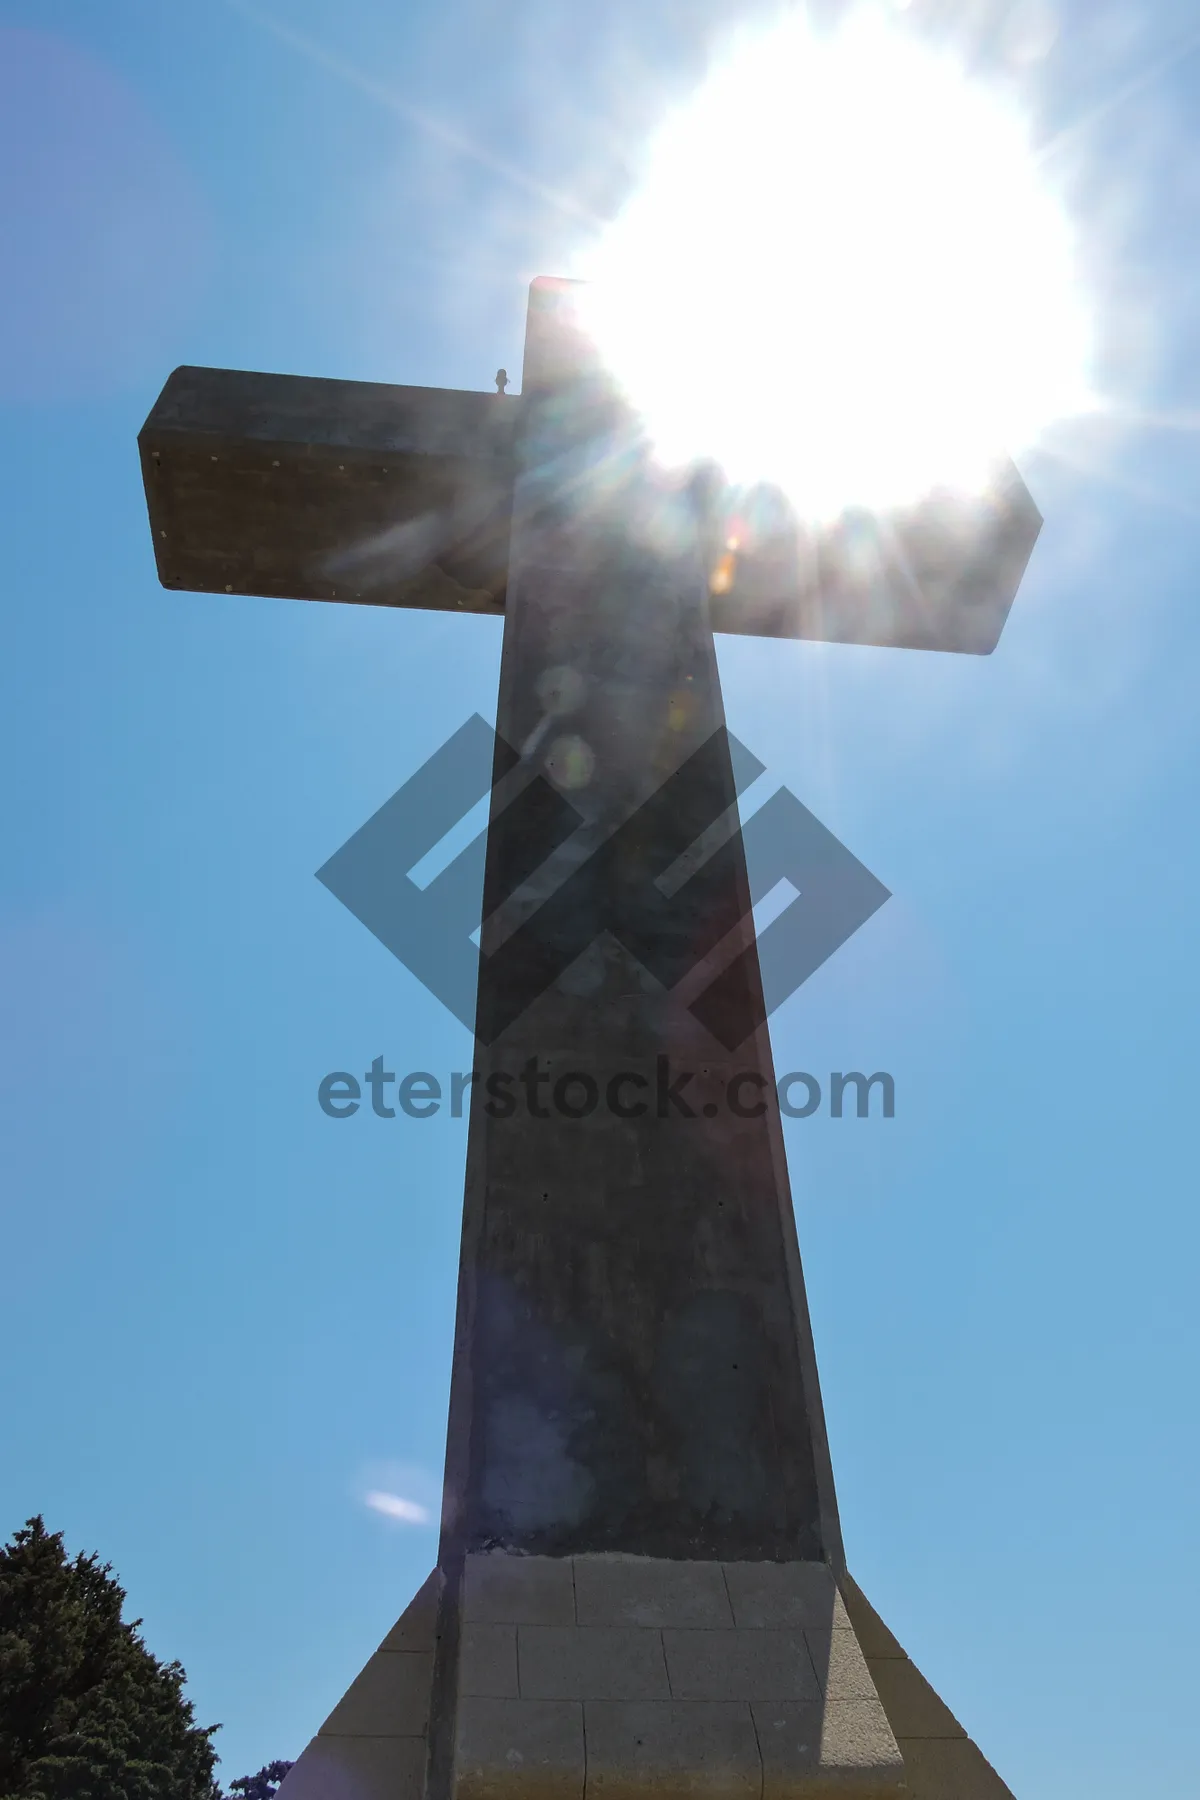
(440, 280), (842, 1570)
(422, 283), (886, 1800)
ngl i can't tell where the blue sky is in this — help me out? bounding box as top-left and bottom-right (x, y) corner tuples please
(1, 0), (1199, 1792)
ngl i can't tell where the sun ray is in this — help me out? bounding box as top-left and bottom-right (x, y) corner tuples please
(1036, 22), (1200, 165)
(223, 0), (599, 226)
(1096, 406), (1200, 436)
(1037, 441), (1200, 524)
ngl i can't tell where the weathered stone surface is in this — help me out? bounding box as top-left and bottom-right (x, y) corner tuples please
(443, 1558), (923, 1798)
(440, 1558), (1021, 1796)
(663, 1628), (820, 1704)
(867, 1659), (967, 1741)
(380, 1570), (441, 1652)
(753, 1699), (905, 1797)
(723, 1563), (849, 1632)
(277, 1575), (437, 1800)
(896, 1737), (1016, 1799)
(574, 1556), (734, 1629)
(320, 1650), (432, 1737)
(463, 1553), (576, 1625)
(454, 1696), (584, 1800)
(461, 1624), (520, 1699)
(804, 1632), (877, 1704)
(582, 1700), (761, 1800)
(837, 1580), (905, 1662)
(139, 367), (514, 612)
(440, 294), (840, 1569)
(838, 1577), (1017, 1798)
(519, 1626), (670, 1701)
(278, 1733), (426, 1800)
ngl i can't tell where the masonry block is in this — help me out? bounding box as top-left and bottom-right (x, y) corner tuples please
(722, 1563), (850, 1632)
(320, 1651), (432, 1737)
(663, 1629), (820, 1703)
(574, 1556), (734, 1629)
(279, 1733), (426, 1800)
(753, 1699), (905, 1797)
(445, 1561), (1019, 1799)
(461, 1624), (520, 1698)
(868, 1659), (966, 1740)
(839, 1576), (1016, 1798)
(464, 1554), (576, 1625)
(803, 1632), (879, 1705)
(379, 1570), (441, 1652)
(519, 1626), (670, 1700)
(582, 1700), (761, 1800)
(277, 1573), (437, 1800)
(454, 1696), (584, 1800)
(896, 1737), (1016, 1799)
(837, 1579), (905, 1661)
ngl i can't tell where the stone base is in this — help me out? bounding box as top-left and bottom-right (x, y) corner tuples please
(452, 1555), (902, 1800)
(276, 1571), (439, 1800)
(276, 1561), (1016, 1800)
(840, 1576), (1016, 1800)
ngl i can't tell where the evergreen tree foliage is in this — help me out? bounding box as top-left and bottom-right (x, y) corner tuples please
(223, 1762), (293, 1799)
(0, 1516), (220, 1800)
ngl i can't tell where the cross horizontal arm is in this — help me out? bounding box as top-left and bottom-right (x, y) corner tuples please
(708, 458), (1042, 654)
(139, 363), (1041, 653)
(139, 365), (516, 615)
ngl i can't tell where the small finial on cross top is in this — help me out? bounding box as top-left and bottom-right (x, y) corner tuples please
(495, 368), (509, 394)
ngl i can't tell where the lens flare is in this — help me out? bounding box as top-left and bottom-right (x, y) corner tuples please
(582, 10), (1093, 517)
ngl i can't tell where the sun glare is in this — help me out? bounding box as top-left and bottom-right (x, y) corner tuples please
(582, 10), (1093, 517)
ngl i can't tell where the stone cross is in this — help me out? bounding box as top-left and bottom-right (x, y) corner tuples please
(140, 277), (1038, 1800)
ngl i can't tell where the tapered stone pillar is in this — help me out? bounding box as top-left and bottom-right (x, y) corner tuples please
(414, 282), (897, 1800)
(275, 284), (1020, 1800)
(444, 281), (841, 1566)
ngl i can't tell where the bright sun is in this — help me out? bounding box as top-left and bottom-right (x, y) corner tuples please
(581, 10), (1093, 518)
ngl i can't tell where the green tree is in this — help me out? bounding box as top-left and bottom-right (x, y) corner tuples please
(222, 1763), (292, 1799)
(0, 1516), (220, 1800)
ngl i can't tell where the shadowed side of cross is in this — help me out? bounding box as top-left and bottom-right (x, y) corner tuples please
(139, 278), (1041, 653)
(313, 711), (890, 1048)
